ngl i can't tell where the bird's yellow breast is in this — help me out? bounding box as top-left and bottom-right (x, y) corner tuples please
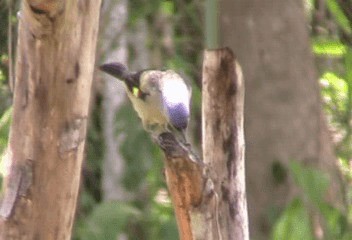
(126, 89), (168, 129)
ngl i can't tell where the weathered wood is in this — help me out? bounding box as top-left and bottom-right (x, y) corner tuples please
(159, 48), (248, 240)
(0, 0), (101, 239)
(202, 48), (248, 240)
(158, 133), (204, 240)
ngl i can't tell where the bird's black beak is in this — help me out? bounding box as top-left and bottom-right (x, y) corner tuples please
(99, 62), (142, 92)
(99, 62), (129, 80)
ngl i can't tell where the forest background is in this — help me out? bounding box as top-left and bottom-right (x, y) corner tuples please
(0, 0), (352, 239)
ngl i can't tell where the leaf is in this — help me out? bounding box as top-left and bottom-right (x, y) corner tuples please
(271, 198), (314, 240)
(312, 39), (347, 56)
(320, 70), (351, 132)
(321, 71), (348, 96)
(289, 161), (330, 208)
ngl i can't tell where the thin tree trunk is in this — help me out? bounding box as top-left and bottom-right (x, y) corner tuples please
(202, 48), (248, 240)
(0, 0), (101, 239)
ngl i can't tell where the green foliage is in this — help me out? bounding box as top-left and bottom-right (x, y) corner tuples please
(0, 1), (14, 193)
(74, 201), (141, 240)
(312, 39), (347, 56)
(311, 15), (352, 239)
(128, 0), (162, 27)
(319, 204), (348, 239)
(289, 161), (330, 207)
(84, 94), (104, 204)
(289, 162), (348, 239)
(271, 198), (314, 240)
(115, 101), (163, 191)
(319, 47), (352, 162)
(272, 162), (350, 240)
(160, 0), (174, 16)
(320, 71), (348, 132)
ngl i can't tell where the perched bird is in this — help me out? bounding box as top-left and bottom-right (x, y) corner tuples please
(99, 62), (191, 142)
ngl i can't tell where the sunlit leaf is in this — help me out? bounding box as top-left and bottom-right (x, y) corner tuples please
(321, 72), (348, 94)
(312, 39), (347, 56)
(320, 71), (348, 116)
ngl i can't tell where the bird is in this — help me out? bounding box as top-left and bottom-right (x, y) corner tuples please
(99, 62), (191, 143)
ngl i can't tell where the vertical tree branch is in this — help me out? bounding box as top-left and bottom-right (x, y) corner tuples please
(202, 48), (248, 240)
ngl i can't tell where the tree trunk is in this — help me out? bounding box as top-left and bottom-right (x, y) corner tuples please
(0, 0), (101, 239)
(219, 0), (343, 239)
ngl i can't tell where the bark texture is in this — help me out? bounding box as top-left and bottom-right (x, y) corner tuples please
(159, 133), (204, 240)
(219, 0), (342, 239)
(202, 48), (248, 240)
(0, 0), (101, 239)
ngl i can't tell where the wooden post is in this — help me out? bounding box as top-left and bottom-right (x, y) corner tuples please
(202, 48), (248, 240)
(159, 47), (248, 240)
